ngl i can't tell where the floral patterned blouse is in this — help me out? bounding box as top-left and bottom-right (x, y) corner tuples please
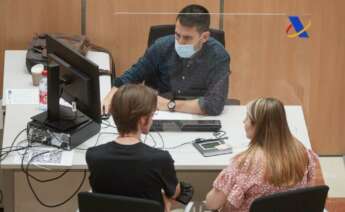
(213, 149), (318, 212)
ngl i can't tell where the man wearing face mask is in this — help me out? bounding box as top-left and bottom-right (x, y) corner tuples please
(103, 4), (230, 116)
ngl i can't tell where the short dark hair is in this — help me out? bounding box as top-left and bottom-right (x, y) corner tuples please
(110, 84), (157, 135)
(176, 4), (210, 33)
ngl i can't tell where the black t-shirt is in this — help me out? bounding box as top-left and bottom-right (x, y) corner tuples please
(86, 141), (178, 206)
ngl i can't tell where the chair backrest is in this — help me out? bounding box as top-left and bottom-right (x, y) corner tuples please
(249, 185), (329, 212)
(78, 192), (164, 212)
(148, 24), (225, 47)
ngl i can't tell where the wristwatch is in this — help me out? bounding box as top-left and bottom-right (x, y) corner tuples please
(167, 99), (176, 112)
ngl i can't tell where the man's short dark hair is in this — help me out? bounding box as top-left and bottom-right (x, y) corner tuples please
(176, 4), (210, 33)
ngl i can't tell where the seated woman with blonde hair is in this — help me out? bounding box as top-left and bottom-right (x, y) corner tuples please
(205, 97), (319, 212)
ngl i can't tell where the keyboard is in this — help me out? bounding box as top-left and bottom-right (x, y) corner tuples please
(150, 120), (221, 132)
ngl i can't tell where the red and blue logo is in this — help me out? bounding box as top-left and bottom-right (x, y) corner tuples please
(286, 16), (311, 38)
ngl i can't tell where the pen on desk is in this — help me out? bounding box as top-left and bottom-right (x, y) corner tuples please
(8, 89), (12, 104)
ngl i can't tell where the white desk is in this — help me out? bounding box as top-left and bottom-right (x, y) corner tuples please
(0, 51), (312, 212)
(1, 50), (113, 212)
(2, 50), (112, 106)
(1, 105), (311, 170)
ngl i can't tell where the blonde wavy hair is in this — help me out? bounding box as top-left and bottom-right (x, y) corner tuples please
(236, 97), (308, 187)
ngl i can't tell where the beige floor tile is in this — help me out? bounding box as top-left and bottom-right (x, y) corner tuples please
(319, 157), (345, 197)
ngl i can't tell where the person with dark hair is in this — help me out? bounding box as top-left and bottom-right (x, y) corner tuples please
(86, 84), (192, 211)
(103, 4), (231, 116)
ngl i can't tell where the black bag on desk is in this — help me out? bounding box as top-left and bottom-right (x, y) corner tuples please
(26, 33), (116, 82)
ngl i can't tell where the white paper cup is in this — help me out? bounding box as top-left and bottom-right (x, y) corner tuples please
(31, 64), (44, 86)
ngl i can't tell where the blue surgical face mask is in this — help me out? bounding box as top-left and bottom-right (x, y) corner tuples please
(175, 40), (197, 58)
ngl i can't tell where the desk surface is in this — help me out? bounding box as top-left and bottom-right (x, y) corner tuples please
(1, 104), (311, 170)
(2, 50), (111, 105)
(0, 51), (321, 212)
(1, 50), (312, 171)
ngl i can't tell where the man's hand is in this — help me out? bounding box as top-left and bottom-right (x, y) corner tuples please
(157, 96), (169, 111)
(102, 87), (118, 113)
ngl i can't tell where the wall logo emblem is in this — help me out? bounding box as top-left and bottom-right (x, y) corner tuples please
(286, 16), (311, 38)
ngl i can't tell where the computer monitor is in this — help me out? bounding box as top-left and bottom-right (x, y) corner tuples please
(46, 34), (101, 125)
(29, 34), (101, 149)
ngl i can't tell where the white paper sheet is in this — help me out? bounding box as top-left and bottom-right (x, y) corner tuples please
(5, 88), (39, 104)
(17, 147), (74, 167)
(153, 111), (193, 120)
(59, 98), (72, 107)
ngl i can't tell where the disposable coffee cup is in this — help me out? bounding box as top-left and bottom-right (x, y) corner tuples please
(31, 64), (44, 86)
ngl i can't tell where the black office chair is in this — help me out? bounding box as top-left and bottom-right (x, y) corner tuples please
(78, 192), (164, 212)
(147, 24), (240, 105)
(249, 185), (329, 212)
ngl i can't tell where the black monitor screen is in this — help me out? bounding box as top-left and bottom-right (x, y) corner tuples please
(46, 35), (101, 124)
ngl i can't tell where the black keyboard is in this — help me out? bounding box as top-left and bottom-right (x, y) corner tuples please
(150, 120), (221, 132)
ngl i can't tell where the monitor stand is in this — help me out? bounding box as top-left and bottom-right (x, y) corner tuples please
(32, 105), (90, 131)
